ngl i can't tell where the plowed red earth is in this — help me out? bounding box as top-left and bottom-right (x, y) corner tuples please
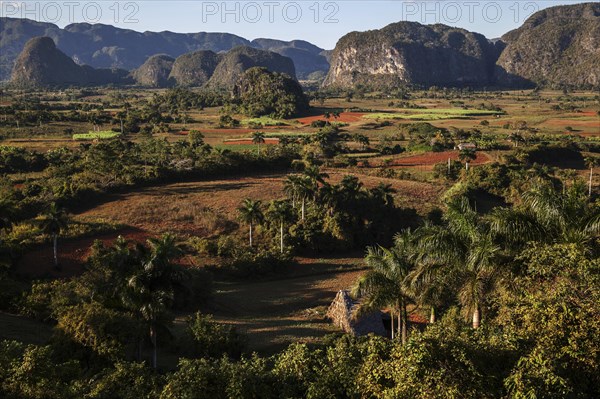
(297, 112), (365, 124)
(178, 128), (281, 135)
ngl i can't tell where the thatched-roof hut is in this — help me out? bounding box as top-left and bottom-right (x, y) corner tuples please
(327, 290), (387, 337)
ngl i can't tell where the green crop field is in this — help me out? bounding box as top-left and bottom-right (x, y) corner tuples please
(73, 131), (122, 140)
(364, 108), (503, 121)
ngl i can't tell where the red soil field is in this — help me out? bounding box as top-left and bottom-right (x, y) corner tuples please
(544, 118), (600, 128)
(296, 112), (365, 125)
(178, 127), (281, 135)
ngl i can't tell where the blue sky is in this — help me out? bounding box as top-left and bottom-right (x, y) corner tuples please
(0, 1), (594, 48)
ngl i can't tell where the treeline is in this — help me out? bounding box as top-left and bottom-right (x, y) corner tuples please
(0, 136), (297, 222)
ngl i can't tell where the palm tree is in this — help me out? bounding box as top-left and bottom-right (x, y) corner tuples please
(297, 176), (312, 221)
(252, 132), (266, 156)
(489, 180), (600, 249)
(319, 182), (339, 217)
(352, 229), (418, 344)
(459, 149), (477, 171)
(371, 183), (396, 207)
(40, 203), (68, 268)
(283, 175), (312, 220)
(303, 165), (329, 199)
(237, 199), (263, 247)
(124, 233), (182, 369)
(508, 132), (524, 148)
(266, 200), (294, 254)
(584, 156), (598, 197)
(418, 198), (501, 329)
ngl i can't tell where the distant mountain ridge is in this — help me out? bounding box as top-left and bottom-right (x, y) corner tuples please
(131, 45), (297, 89)
(0, 17), (329, 81)
(10, 36), (298, 89)
(322, 22), (501, 89)
(10, 36), (130, 87)
(496, 2), (600, 88)
(323, 2), (600, 89)
(4, 2), (600, 89)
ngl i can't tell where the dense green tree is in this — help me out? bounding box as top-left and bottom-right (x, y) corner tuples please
(418, 197), (502, 328)
(123, 234), (182, 369)
(352, 229), (419, 343)
(234, 67), (309, 118)
(459, 149), (477, 171)
(489, 181), (600, 250)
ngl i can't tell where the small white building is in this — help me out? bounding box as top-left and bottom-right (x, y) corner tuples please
(456, 142), (477, 151)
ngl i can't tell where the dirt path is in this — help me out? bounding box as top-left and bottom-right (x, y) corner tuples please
(205, 255), (366, 353)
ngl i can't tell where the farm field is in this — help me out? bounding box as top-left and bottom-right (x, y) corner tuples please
(4, 90), (598, 154)
(1, 86), (599, 391)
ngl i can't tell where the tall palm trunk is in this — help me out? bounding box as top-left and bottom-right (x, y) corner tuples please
(280, 222), (284, 254)
(390, 309), (394, 340)
(589, 167), (594, 197)
(52, 233), (58, 267)
(249, 222), (253, 247)
(150, 324), (158, 369)
(301, 197), (305, 221)
(472, 307), (481, 329)
(399, 301), (408, 345)
(430, 306), (436, 324)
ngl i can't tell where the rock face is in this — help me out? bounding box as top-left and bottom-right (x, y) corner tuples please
(323, 22), (499, 89)
(496, 2), (600, 88)
(168, 50), (221, 87)
(251, 38), (329, 79)
(207, 46), (297, 89)
(10, 37), (128, 87)
(0, 17), (328, 82)
(132, 54), (175, 87)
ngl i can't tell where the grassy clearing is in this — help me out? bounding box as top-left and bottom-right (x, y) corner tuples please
(242, 116), (295, 127)
(263, 131), (313, 137)
(208, 259), (366, 353)
(0, 312), (53, 345)
(345, 153), (380, 158)
(214, 144), (260, 152)
(73, 131), (121, 140)
(364, 108), (503, 121)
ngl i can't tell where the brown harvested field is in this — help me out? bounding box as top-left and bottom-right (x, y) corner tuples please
(364, 151), (491, 170)
(297, 112), (365, 124)
(77, 174), (287, 236)
(391, 151), (490, 167)
(223, 138), (280, 145)
(325, 169), (445, 211)
(78, 172), (443, 234)
(15, 228), (149, 279)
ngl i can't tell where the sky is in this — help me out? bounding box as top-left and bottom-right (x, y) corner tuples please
(0, 1), (595, 49)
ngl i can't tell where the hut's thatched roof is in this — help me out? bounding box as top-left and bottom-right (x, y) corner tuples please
(326, 290), (387, 337)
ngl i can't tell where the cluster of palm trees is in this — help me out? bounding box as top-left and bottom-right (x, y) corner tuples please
(237, 166), (330, 252)
(353, 180), (599, 343)
(238, 165), (403, 253)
